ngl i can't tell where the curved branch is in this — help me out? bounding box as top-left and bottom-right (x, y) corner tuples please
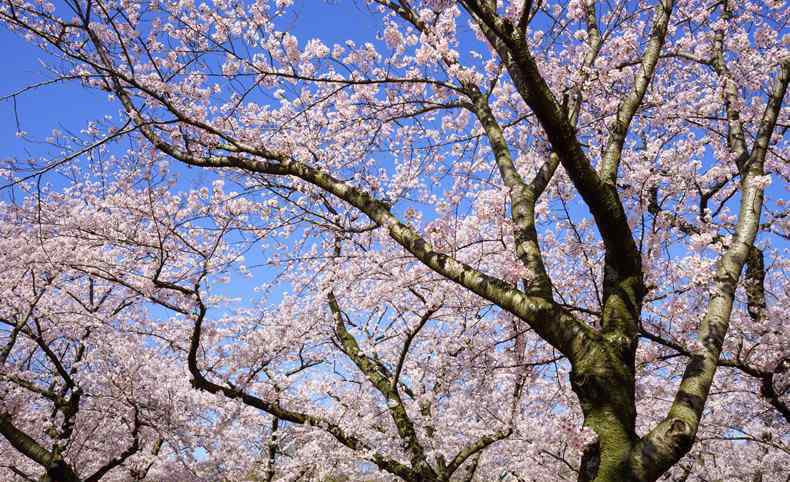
(446, 428), (512, 476)
(0, 412), (80, 482)
(599, 0), (674, 185)
(328, 291), (433, 477)
(185, 297), (420, 481)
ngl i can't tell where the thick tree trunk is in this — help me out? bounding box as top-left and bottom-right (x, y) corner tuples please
(573, 282), (642, 482)
(572, 348), (638, 481)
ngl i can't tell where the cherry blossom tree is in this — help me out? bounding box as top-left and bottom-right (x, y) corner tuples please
(0, 0), (787, 481)
(0, 212), (175, 481)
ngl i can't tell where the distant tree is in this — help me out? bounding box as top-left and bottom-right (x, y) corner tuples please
(0, 241), (165, 481)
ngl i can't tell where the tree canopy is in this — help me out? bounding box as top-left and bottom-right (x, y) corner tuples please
(0, 0), (787, 481)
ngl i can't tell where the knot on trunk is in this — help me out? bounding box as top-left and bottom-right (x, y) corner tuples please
(666, 419), (694, 453)
(630, 418), (698, 482)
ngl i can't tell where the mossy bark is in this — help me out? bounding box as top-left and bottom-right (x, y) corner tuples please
(571, 332), (639, 480)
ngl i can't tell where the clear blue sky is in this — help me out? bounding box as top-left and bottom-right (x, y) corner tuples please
(0, 26), (109, 158)
(0, 0), (383, 182)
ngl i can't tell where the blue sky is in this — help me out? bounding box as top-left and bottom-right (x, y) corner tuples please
(0, 28), (106, 153)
